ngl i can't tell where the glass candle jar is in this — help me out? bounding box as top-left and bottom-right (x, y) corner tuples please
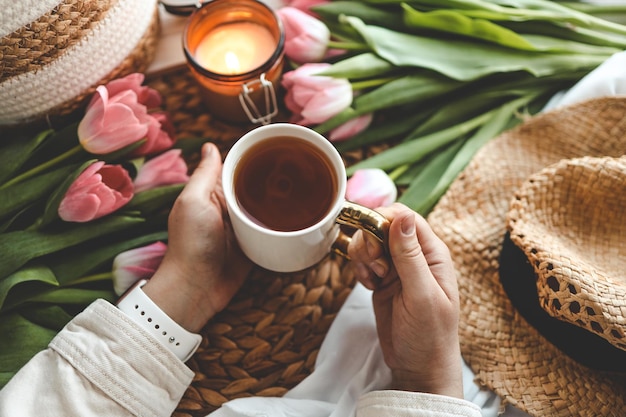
(183, 0), (285, 125)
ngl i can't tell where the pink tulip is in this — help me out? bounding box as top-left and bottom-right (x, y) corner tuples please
(133, 149), (189, 193)
(129, 112), (177, 157)
(282, 63), (352, 125)
(78, 73), (171, 155)
(58, 161), (134, 222)
(277, 7), (330, 64)
(101, 73), (162, 109)
(329, 113), (373, 142)
(283, 0), (329, 15)
(346, 168), (397, 209)
(112, 241), (168, 296)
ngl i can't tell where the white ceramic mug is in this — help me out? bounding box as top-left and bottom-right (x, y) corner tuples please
(222, 123), (389, 273)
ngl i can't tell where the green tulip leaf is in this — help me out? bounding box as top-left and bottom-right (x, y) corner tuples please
(23, 288), (115, 305)
(124, 184), (184, 216)
(0, 130), (54, 185)
(398, 139), (465, 214)
(402, 6), (538, 50)
(49, 231), (168, 286)
(313, 1), (405, 29)
(344, 16), (610, 81)
(0, 164), (78, 222)
(318, 53), (397, 80)
(0, 265), (59, 311)
(0, 215), (145, 280)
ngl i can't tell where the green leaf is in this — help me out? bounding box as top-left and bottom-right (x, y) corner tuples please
(398, 140), (465, 213)
(49, 231), (168, 286)
(402, 6), (538, 50)
(336, 109), (432, 152)
(403, 95), (530, 214)
(0, 265), (59, 310)
(314, 1), (405, 29)
(0, 215), (145, 280)
(0, 312), (58, 388)
(346, 109), (493, 174)
(345, 15), (610, 81)
(354, 73), (462, 113)
(0, 130), (53, 184)
(319, 52), (397, 80)
(0, 164), (77, 222)
(124, 184), (184, 216)
(19, 304), (73, 331)
(23, 288), (115, 305)
(316, 73), (461, 133)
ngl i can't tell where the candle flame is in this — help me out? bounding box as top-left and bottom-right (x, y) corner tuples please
(225, 51), (241, 74)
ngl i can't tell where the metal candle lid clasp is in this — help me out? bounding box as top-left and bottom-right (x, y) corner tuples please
(239, 73), (278, 125)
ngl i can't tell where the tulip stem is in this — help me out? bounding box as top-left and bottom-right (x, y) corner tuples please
(388, 164), (409, 182)
(327, 40), (368, 51)
(69, 272), (113, 286)
(351, 77), (398, 91)
(0, 145), (83, 190)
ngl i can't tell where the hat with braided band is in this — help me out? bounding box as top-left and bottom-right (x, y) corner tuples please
(0, 0), (160, 127)
(428, 97), (626, 417)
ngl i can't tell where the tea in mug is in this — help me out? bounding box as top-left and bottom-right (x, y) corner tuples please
(234, 136), (338, 231)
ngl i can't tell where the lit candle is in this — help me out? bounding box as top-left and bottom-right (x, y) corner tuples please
(194, 22), (277, 75)
(183, 0), (285, 124)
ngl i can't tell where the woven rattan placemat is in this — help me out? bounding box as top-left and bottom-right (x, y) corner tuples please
(146, 67), (389, 417)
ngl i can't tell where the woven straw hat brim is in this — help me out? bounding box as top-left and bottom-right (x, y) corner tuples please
(427, 97), (626, 416)
(507, 156), (626, 351)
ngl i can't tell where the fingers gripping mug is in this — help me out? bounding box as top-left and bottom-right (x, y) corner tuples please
(222, 123), (389, 273)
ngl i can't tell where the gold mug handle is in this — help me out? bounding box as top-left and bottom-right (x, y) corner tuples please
(332, 201), (390, 260)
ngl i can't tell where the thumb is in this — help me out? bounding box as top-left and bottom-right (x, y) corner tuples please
(183, 142), (221, 196)
(388, 211), (435, 295)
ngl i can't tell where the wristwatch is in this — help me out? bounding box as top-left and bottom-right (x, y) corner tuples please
(117, 279), (202, 362)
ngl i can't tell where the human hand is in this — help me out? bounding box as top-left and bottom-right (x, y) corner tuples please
(143, 143), (252, 333)
(348, 203), (463, 399)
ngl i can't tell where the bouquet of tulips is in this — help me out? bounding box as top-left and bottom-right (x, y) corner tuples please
(276, 0), (626, 214)
(0, 73), (202, 386)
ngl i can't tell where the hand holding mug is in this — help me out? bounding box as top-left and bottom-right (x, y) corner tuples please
(144, 143), (252, 332)
(348, 203), (464, 399)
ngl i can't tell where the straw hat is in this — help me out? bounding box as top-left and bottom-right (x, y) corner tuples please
(427, 96), (626, 416)
(0, 0), (160, 127)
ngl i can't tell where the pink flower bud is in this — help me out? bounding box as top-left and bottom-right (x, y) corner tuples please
(133, 149), (190, 193)
(112, 241), (167, 296)
(78, 73), (166, 155)
(329, 113), (373, 142)
(129, 112), (177, 157)
(277, 7), (330, 63)
(346, 168), (397, 209)
(58, 161), (134, 222)
(282, 63), (352, 125)
(96, 73), (162, 109)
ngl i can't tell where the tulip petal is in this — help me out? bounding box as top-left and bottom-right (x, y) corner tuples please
(346, 168), (397, 209)
(134, 149), (189, 193)
(329, 113), (373, 142)
(112, 241), (167, 295)
(58, 162), (134, 222)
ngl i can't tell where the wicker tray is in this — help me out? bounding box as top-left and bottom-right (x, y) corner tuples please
(146, 67), (389, 417)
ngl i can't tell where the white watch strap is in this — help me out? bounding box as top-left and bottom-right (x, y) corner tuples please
(117, 279), (202, 362)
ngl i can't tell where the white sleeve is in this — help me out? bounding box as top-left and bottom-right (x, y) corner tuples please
(0, 299), (194, 417)
(357, 390), (483, 417)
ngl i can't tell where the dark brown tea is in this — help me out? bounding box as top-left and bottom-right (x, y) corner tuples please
(234, 136), (338, 232)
